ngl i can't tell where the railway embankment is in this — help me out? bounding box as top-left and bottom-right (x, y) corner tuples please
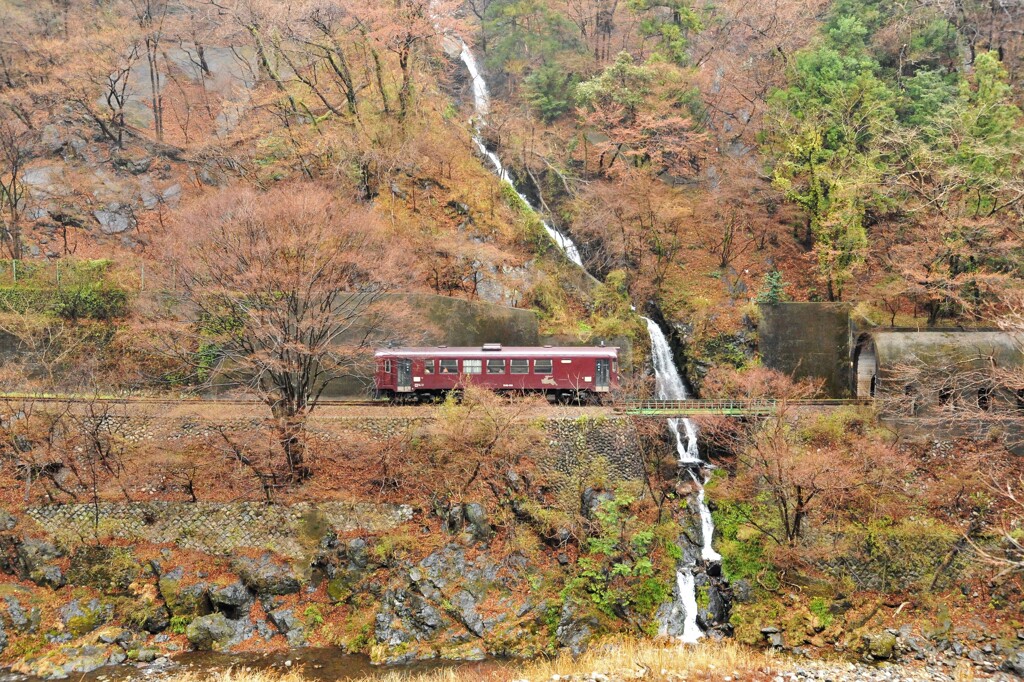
(0, 397), (689, 678)
(2, 395), (1022, 679)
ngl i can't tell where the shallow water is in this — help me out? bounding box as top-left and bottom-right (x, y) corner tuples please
(4, 649), (511, 682)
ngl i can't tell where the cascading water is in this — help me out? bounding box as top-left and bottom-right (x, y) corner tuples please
(457, 45), (584, 268)
(456, 42), (718, 643)
(644, 318), (721, 641)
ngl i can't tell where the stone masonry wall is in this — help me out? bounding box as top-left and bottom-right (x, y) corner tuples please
(544, 416), (643, 480)
(71, 412), (644, 480)
(14, 411), (641, 558)
(23, 501), (412, 560)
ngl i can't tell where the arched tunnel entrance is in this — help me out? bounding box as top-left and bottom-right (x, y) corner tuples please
(853, 333), (877, 398)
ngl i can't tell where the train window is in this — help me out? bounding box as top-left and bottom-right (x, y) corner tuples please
(439, 359), (458, 374)
(534, 359), (552, 374)
(487, 359), (505, 374)
(423, 359), (435, 374)
(463, 359), (482, 374)
(384, 360), (392, 373)
(612, 359), (618, 374)
(510, 359), (529, 374)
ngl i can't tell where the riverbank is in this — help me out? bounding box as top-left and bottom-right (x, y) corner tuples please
(87, 638), (1021, 682)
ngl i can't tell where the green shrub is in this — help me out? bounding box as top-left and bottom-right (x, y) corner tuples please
(169, 615), (192, 634)
(809, 596), (834, 628)
(0, 258), (130, 320)
(525, 64), (579, 122)
(755, 270), (789, 305)
(51, 284), (129, 320)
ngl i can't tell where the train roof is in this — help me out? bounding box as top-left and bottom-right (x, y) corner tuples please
(376, 345), (619, 359)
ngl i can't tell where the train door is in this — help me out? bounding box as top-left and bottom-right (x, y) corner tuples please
(595, 358), (610, 392)
(397, 358), (413, 392)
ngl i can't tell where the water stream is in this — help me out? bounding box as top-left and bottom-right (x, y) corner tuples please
(456, 43), (719, 643)
(645, 317), (721, 640)
(458, 44), (584, 268)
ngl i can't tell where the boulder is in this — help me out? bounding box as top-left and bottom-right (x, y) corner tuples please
(185, 613), (237, 651)
(555, 599), (599, 656)
(863, 631), (898, 660)
(268, 608), (307, 647)
(157, 569), (211, 618)
(111, 154), (152, 175)
(450, 589), (485, 637)
(231, 554), (300, 597)
(17, 539), (65, 588)
(0, 509), (16, 531)
(95, 626), (131, 645)
(463, 503), (492, 542)
(93, 205), (136, 235)
(1002, 651), (1024, 676)
(3, 595), (41, 634)
(59, 599), (111, 637)
(59, 645), (114, 676)
(210, 581), (253, 619)
(0, 616), (6, 654)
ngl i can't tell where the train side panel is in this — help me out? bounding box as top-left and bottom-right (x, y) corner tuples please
(374, 347), (619, 398)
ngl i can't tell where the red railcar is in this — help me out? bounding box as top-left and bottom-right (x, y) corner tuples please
(374, 344), (619, 402)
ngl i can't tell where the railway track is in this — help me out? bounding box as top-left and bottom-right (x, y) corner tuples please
(0, 394), (387, 408)
(0, 393), (872, 416)
(615, 398), (872, 416)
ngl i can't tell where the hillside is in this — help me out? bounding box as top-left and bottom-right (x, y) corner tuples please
(0, 0), (1022, 680)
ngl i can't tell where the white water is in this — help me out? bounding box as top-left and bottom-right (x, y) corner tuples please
(675, 571), (702, 644)
(457, 44), (584, 268)
(456, 42), (716, 643)
(644, 317), (722, 640)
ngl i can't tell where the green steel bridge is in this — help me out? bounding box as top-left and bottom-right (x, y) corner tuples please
(614, 399), (873, 417)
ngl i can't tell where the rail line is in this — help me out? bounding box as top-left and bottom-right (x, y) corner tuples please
(0, 393), (386, 408)
(0, 393), (872, 416)
(614, 399), (872, 416)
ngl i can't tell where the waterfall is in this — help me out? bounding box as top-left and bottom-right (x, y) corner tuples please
(457, 44), (584, 268)
(644, 317), (720, 641)
(456, 42), (717, 643)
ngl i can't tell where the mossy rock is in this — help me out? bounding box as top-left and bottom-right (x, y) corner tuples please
(157, 577), (211, 618)
(185, 612), (237, 651)
(68, 546), (148, 595)
(862, 631), (898, 660)
(61, 599), (112, 637)
(326, 576), (356, 603)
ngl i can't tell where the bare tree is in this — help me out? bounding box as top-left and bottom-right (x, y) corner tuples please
(129, 0), (170, 140)
(0, 119), (33, 260)
(162, 183), (399, 479)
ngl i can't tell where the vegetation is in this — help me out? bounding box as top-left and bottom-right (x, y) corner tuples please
(164, 637), (768, 681)
(0, 0), (1021, 673)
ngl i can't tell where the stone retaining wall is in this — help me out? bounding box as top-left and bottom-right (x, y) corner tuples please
(15, 413), (641, 557)
(544, 416), (643, 479)
(23, 501), (413, 560)
(71, 413), (644, 479)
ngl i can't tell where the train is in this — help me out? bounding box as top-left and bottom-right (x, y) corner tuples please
(374, 344), (620, 403)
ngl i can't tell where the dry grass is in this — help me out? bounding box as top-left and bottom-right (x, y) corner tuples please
(166, 639), (775, 682)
